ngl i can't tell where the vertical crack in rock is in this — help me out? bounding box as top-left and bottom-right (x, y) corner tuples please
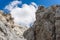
(34, 25), (36, 40)
(52, 17), (56, 40)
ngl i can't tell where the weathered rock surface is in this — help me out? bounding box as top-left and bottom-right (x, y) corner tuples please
(0, 10), (28, 40)
(33, 5), (60, 40)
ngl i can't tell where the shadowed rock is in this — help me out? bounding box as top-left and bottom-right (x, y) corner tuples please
(23, 5), (60, 40)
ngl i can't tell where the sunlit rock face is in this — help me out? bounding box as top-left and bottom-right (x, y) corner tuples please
(0, 11), (28, 40)
(33, 5), (60, 40)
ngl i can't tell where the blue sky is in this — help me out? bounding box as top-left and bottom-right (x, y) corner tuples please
(0, 0), (60, 10)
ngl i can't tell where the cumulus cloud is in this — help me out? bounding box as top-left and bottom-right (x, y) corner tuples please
(4, 0), (38, 27)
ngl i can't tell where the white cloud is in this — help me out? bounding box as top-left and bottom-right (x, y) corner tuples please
(5, 0), (22, 11)
(4, 0), (38, 27)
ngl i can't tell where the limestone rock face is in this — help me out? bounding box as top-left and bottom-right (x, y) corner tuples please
(33, 5), (60, 40)
(0, 11), (28, 40)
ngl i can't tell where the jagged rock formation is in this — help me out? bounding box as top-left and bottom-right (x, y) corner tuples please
(33, 5), (60, 40)
(0, 5), (60, 40)
(0, 10), (28, 40)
